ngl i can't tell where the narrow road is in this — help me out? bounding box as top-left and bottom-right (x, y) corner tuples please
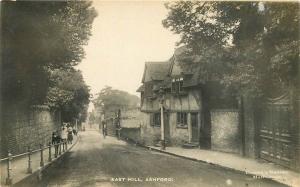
(16, 130), (287, 187)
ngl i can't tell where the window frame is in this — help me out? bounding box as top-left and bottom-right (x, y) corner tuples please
(176, 112), (188, 128)
(151, 112), (161, 127)
(171, 77), (184, 93)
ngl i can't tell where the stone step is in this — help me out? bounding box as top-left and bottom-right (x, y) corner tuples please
(182, 142), (199, 149)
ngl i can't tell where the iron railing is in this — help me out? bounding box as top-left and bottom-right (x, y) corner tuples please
(0, 141), (70, 185)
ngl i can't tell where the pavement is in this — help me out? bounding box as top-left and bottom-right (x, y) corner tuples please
(15, 130), (288, 187)
(147, 146), (300, 187)
(0, 134), (78, 186)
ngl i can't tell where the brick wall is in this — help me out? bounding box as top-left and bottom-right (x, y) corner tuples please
(1, 105), (61, 158)
(210, 109), (240, 154)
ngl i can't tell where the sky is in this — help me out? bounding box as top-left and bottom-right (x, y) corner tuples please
(76, 1), (179, 98)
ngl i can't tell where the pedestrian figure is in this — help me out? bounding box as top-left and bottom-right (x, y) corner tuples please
(67, 126), (73, 144)
(72, 128), (77, 136)
(61, 127), (67, 145)
(102, 121), (107, 138)
(52, 131), (60, 157)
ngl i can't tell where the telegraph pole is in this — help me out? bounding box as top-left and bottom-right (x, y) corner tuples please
(159, 87), (165, 150)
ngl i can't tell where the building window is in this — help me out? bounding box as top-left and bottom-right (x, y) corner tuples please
(150, 113), (161, 127)
(177, 112), (187, 128)
(172, 77), (184, 93)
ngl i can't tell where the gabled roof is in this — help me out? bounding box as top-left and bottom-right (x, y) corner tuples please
(139, 46), (201, 93)
(168, 46), (201, 87)
(168, 46), (194, 77)
(142, 61), (171, 83)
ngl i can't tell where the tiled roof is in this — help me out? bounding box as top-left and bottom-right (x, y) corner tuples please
(142, 61), (171, 83)
(168, 46), (201, 88)
(139, 46), (201, 94)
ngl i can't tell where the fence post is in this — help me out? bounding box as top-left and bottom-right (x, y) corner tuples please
(118, 128), (121, 140)
(27, 146), (32, 174)
(40, 144), (44, 167)
(48, 142), (52, 162)
(54, 143), (58, 158)
(6, 151), (13, 185)
(59, 143), (62, 155)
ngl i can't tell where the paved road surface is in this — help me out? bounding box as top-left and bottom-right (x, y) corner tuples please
(16, 130), (287, 187)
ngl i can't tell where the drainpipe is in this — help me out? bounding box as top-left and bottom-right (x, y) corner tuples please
(159, 87), (165, 150)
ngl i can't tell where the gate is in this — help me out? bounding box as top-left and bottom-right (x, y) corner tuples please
(259, 94), (294, 168)
(106, 118), (117, 137)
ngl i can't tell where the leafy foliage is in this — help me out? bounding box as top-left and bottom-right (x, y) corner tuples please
(46, 69), (90, 122)
(1, 1), (97, 106)
(93, 86), (140, 114)
(88, 111), (96, 125)
(163, 2), (299, 97)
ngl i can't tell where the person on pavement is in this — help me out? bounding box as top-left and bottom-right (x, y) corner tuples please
(52, 131), (60, 157)
(67, 126), (73, 144)
(61, 126), (67, 144)
(72, 128), (77, 136)
(102, 121), (107, 138)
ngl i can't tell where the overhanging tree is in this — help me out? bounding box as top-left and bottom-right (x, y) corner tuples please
(93, 86), (140, 118)
(163, 2), (299, 97)
(46, 68), (90, 122)
(1, 1), (97, 107)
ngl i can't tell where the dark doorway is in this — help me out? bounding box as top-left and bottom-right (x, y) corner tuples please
(200, 109), (211, 149)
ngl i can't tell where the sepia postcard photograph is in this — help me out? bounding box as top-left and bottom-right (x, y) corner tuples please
(0, 0), (299, 187)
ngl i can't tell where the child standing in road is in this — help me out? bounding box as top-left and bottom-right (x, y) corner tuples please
(102, 121), (107, 138)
